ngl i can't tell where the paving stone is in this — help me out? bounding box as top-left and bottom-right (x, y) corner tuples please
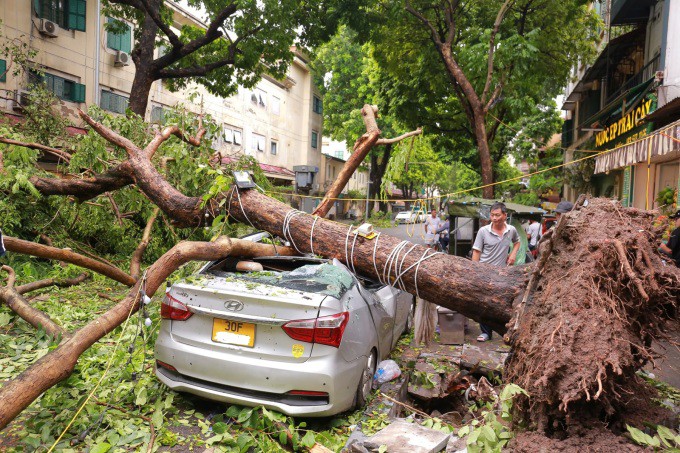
(365, 419), (451, 453)
(460, 343), (508, 374)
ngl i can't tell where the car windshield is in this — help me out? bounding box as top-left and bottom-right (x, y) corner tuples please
(208, 262), (354, 299)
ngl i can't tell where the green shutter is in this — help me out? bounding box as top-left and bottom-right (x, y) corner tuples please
(107, 17), (131, 53)
(72, 83), (86, 103)
(121, 25), (132, 54)
(0, 59), (6, 83)
(68, 0), (86, 31)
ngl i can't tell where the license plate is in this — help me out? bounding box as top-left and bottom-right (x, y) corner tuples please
(212, 319), (255, 347)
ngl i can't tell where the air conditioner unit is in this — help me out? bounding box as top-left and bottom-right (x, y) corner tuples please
(39, 19), (59, 38)
(114, 51), (131, 67)
(12, 90), (30, 111)
(654, 70), (664, 82)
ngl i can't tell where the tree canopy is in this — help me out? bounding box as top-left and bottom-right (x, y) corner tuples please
(104, 0), (340, 115)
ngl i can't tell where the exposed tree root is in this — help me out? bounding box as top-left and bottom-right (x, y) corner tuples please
(505, 198), (680, 437)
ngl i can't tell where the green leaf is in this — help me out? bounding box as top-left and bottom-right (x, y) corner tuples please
(90, 442), (112, 453)
(300, 431), (316, 448)
(378, 445), (388, 453)
(135, 387), (148, 406)
(279, 431), (288, 445)
(213, 422), (228, 435)
(0, 313), (11, 326)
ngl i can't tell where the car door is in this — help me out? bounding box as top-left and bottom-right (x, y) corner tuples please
(361, 284), (395, 359)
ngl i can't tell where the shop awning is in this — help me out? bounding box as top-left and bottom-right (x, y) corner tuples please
(594, 118), (680, 174)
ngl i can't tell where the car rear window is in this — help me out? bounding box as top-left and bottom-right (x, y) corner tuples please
(209, 263), (354, 299)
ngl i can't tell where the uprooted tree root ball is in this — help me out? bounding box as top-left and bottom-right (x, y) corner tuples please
(505, 197), (680, 439)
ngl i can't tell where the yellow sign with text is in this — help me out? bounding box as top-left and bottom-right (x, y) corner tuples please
(595, 99), (654, 148)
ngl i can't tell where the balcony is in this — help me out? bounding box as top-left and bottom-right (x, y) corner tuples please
(605, 53), (660, 106)
(611, 0), (656, 25)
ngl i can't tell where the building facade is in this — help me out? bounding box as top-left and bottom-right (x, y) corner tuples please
(562, 0), (679, 210)
(0, 0), (323, 188)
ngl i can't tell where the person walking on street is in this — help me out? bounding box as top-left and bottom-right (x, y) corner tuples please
(659, 209), (680, 267)
(471, 202), (520, 342)
(436, 216), (451, 252)
(424, 209), (441, 249)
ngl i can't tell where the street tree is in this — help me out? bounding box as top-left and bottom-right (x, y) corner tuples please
(103, 0), (337, 116)
(356, 0), (599, 198)
(312, 26), (419, 212)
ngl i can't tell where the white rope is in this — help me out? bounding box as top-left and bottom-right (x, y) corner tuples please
(310, 215), (319, 256)
(235, 187), (255, 228)
(393, 243), (418, 290)
(383, 241), (409, 286)
(349, 228), (361, 275)
(344, 225), (354, 270)
(413, 248), (442, 300)
(282, 210), (305, 254)
(372, 232), (382, 281)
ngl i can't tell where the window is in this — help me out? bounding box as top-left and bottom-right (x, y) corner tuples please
(271, 96), (280, 115)
(270, 141), (278, 155)
(251, 133), (265, 152)
(224, 128), (234, 143)
(35, 0), (86, 31)
(101, 90), (129, 114)
(313, 95), (323, 114)
(251, 88), (266, 108)
(311, 131), (318, 149)
(107, 17), (132, 53)
(334, 150), (343, 159)
(151, 105), (166, 124)
(30, 71), (85, 102)
(233, 130), (243, 145)
(0, 59), (6, 83)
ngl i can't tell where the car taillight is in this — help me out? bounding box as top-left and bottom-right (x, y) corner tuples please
(282, 312), (349, 348)
(160, 293), (192, 320)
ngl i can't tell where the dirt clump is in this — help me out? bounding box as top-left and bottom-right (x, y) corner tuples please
(504, 197), (680, 435)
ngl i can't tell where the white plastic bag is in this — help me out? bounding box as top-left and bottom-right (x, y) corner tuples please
(373, 359), (401, 385)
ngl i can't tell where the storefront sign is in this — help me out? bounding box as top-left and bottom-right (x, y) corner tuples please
(595, 98), (655, 149)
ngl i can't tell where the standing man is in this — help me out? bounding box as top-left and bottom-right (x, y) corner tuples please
(424, 209), (441, 248)
(471, 202), (520, 342)
(525, 218), (542, 255)
(659, 209), (680, 267)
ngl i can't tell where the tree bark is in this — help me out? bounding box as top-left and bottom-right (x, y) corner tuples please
(227, 188), (524, 331)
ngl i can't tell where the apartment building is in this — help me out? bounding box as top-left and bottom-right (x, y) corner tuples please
(561, 0), (679, 210)
(0, 0), (324, 189)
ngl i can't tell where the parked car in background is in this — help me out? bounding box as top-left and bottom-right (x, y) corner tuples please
(154, 233), (414, 417)
(395, 210), (427, 224)
(395, 210), (418, 224)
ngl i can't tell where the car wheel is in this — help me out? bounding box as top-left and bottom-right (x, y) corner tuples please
(355, 349), (377, 408)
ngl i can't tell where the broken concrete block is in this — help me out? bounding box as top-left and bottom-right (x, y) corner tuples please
(364, 419), (451, 453)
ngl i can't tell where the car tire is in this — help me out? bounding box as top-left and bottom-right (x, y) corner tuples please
(355, 349), (377, 409)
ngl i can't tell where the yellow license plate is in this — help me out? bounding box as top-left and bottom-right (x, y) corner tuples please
(212, 319), (255, 347)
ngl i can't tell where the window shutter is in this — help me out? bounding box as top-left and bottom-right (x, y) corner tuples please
(72, 83), (86, 103)
(122, 25), (132, 54)
(0, 59), (6, 83)
(68, 0), (86, 31)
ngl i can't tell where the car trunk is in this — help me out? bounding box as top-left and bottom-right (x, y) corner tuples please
(167, 276), (327, 362)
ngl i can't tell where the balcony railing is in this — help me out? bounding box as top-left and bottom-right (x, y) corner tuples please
(605, 54), (659, 105)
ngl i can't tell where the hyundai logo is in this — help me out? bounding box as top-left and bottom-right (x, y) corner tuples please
(224, 300), (244, 312)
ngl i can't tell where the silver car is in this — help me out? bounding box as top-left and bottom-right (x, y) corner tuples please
(154, 236), (414, 417)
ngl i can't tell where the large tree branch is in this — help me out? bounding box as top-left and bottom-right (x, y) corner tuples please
(158, 57), (235, 78)
(0, 266), (69, 339)
(143, 120), (206, 159)
(3, 236), (135, 286)
(481, 0), (514, 104)
(405, 1), (443, 45)
(130, 208), (159, 280)
(375, 127), (423, 145)
(30, 162), (134, 201)
(16, 272), (90, 295)
(137, 0), (181, 48)
(0, 237), (295, 430)
(0, 136), (72, 163)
